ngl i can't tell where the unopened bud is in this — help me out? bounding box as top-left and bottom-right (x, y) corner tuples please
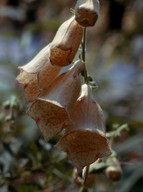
(75, 0), (100, 27)
(105, 157), (122, 181)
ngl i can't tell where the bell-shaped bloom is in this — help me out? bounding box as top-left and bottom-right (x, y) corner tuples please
(75, 0), (100, 27)
(16, 44), (61, 102)
(28, 60), (84, 141)
(50, 16), (83, 67)
(57, 84), (111, 172)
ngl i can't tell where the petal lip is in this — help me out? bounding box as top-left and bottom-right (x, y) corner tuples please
(16, 69), (41, 102)
(57, 130), (112, 171)
(27, 99), (72, 141)
(16, 44), (61, 102)
(58, 130), (111, 155)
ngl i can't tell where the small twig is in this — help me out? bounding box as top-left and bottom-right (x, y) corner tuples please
(106, 124), (129, 141)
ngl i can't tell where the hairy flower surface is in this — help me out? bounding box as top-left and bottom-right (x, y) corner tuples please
(28, 61), (84, 140)
(75, 0), (100, 27)
(57, 84), (111, 171)
(16, 44), (61, 102)
(50, 16), (83, 66)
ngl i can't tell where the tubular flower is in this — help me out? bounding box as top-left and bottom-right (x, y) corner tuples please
(16, 44), (61, 102)
(57, 84), (111, 172)
(28, 60), (84, 141)
(50, 16), (83, 66)
(75, 0), (100, 27)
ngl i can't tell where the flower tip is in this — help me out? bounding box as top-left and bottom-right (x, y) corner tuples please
(75, 0), (100, 27)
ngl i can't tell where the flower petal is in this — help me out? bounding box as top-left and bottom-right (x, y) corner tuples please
(57, 84), (111, 171)
(50, 17), (83, 66)
(28, 100), (72, 140)
(16, 44), (61, 102)
(28, 61), (84, 140)
(57, 130), (111, 172)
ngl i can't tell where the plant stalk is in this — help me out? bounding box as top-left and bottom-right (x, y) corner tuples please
(81, 27), (88, 84)
(80, 27), (90, 192)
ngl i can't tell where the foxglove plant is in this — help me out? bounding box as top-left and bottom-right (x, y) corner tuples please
(16, 1), (120, 191)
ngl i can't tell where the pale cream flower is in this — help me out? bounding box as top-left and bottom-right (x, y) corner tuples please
(28, 61), (84, 141)
(57, 84), (111, 172)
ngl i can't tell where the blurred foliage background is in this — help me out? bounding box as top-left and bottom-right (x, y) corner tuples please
(0, 0), (143, 191)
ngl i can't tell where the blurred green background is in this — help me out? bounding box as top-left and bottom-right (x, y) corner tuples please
(0, 0), (143, 191)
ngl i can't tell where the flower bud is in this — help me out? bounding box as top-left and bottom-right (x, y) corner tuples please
(16, 44), (61, 102)
(28, 60), (84, 140)
(105, 156), (122, 181)
(50, 16), (83, 66)
(75, 0), (100, 27)
(57, 84), (111, 172)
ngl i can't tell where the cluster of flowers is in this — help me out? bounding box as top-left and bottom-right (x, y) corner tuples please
(16, 0), (111, 172)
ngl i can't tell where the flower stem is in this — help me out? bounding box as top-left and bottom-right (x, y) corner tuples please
(81, 27), (88, 84)
(80, 28), (90, 192)
(80, 166), (89, 192)
(83, 165), (89, 185)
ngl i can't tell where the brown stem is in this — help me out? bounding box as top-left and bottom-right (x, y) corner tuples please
(81, 27), (88, 84)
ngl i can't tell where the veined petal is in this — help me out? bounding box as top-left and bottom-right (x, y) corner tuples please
(16, 44), (61, 102)
(28, 61), (84, 140)
(57, 84), (111, 171)
(50, 17), (83, 66)
(58, 130), (111, 172)
(28, 100), (72, 140)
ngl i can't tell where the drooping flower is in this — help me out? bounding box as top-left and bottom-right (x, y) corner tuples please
(75, 0), (100, 27)
(16, 44), (61, 102)
(28, 60), (84, 141)
(16, 16), (83, 102)
(57, 84), (111, 172)
(50, 16), (83, 66)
